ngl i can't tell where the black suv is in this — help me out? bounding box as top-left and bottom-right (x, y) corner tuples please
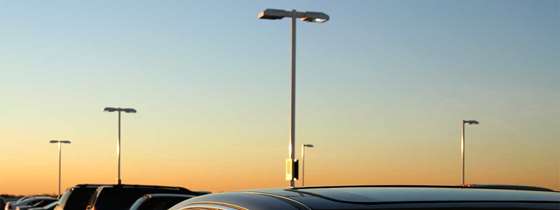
(54, 184), (104, 210)
(85, 184), (206, 210)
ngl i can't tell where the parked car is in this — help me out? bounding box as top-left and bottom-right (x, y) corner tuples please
(54, 184), (104, 210)
(27, 201), (58, 210)
(11, 197), (57, 210)
(129, 193), (194, 210)
(169, 185), (560, 210)
(85, 184), (206, 210)
(5, 196), (32, 210)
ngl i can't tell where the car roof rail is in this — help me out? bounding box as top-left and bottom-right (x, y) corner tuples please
(103, 184), (194, 192)
(289, 184), (557, 192)
(466, 184), (555, 192)
(74, 184), (108, 187)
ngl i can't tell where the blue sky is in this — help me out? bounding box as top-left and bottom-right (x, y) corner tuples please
(1, 0), (559, 193)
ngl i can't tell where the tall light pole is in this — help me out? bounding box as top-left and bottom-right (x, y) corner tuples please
(462, 120), (479, 186)
(300, 144), (314, 187)
(258, 8), (329, 188)
(104, 107), (137, 185)
(49, 139), (71, 197)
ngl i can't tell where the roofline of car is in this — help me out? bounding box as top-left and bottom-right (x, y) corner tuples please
(286, 184), (556, 192)
(74, 184), (193, 192)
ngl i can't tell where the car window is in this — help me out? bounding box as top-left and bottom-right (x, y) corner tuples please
(137, 197), (189, 210)
(64, 188), (97, 210)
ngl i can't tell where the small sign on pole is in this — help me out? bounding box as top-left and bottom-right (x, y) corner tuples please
(285, 158), (299, 181)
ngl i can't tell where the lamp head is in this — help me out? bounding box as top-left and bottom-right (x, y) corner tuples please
(301, 11), (329, 23)
(104, 107), (118, 112)
(463, 120), (479, 125)
(50, 140), (71, 144)
(258, 9), (329, 23)
(104, 107), (137, 113)
(122, 108), (137, 113)
(257, 9), (290, 20)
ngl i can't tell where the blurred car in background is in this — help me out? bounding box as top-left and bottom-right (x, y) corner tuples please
(85, 184), (207, 210)
(0, 198), (5, 210)
(11, 197), (56, 210)
(129, 193), (194, 210)
(6, 196), (36, 210)
(169, 185), (560, 210)
(54, 184), (103, 210)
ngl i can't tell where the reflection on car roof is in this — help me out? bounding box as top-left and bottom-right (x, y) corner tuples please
(254, 186), (560, 204)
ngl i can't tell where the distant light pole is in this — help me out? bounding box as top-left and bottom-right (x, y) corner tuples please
(300, 144), (314, 187)
(462, 120), (479, 186)
(104, 107), (137, 185)
(258, 8), (329, 188)
(49, 139), (71, 197)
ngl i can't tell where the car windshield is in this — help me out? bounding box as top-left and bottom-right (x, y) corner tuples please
(32, 200), (54, 207)
(25, 199), (53, 206)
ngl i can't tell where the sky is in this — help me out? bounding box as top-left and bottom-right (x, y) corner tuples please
(0, 0), (559, 194)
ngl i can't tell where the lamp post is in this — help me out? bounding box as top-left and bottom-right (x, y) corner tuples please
(104, 107), (137, 185)
(258, 8), (329, 188)
(49, 139), (71, 197)
(300, 144), (314, 187)
(462, 120), (479, 186)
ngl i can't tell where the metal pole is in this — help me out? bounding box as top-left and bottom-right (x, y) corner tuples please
(301, 145), (305, 187)
(118, 111), (122, 185)
(58, 142), (62, 196)
(461, 122), (465, 186)
(289, 10), (297, 188)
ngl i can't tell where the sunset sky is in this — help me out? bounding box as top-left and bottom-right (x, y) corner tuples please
(1, 0), (559, 195)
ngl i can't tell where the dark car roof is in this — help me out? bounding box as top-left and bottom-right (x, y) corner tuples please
(88, 184), (195, 210)
(171, 185), (560, 210)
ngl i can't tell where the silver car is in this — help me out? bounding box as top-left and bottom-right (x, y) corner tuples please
(11, 197), (56, 210)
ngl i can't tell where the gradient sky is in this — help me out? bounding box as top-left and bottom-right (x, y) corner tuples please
(1, 0), (559, 195)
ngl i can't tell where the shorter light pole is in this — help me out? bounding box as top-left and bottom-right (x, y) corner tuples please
(461, 120), (479, 186)
(300, 144), (314, 187)
(49, 139), (71, 197)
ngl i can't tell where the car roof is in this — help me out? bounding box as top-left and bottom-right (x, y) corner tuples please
(88, 184), (195, 210)
(171, 186), (560, 210)
(257, 186), (560, 203)
(97, 184), (191, 191)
